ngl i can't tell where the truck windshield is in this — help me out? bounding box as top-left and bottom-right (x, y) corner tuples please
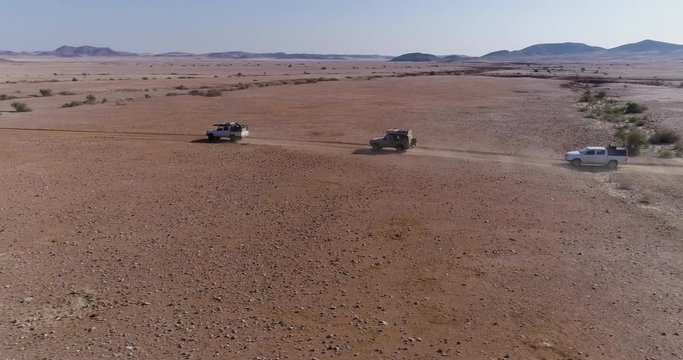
(578, 148), (589, 154)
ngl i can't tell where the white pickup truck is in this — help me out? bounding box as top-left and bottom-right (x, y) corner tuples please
(207, 122), (249, 141)
(565, 146), (628, 169)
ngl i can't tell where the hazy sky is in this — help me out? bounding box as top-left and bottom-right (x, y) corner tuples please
(2, 0), (682, 56)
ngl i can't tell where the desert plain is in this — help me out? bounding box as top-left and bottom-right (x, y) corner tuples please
(0, 58), (682, 359)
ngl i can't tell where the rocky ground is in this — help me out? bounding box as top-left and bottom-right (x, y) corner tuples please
(0, 59), (682, 359)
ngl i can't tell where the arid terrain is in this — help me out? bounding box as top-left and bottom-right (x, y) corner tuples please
(1, 58), (682, 359)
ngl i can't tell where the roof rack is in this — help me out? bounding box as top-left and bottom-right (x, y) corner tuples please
(385, 128), (411, 134)
(213, 121), (243, 127)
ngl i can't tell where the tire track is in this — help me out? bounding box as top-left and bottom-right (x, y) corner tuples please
(1, 127), (681, 175)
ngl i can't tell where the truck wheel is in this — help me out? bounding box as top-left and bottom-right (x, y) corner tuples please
(396, 145), (405, 152)
(208, 135), (215, 141)
(607, 160), (618, 169)
(372, 144), (381, 151)
(571, 158), (581, 167)
(229, 135), (236, 142)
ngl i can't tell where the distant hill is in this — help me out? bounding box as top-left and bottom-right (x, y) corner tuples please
(390, 53), (440, 62)
(483, 42), (604, 58)
(3, 39), (683, 61)
(390, 52), (472, 62)
(608, 39), (683, 54)
(36, 45), (136, 57)
(205, 51), (389, 60)
(442, 54), (471, 61)
(480, 40), (683, 60)
(154, 52), (196, 57)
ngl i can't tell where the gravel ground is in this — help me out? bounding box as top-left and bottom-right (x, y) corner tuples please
(0, 59), (681, 359)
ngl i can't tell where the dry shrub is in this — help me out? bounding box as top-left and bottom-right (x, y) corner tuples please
(11, 101), (31, 112)
(649, 129), (680, 145)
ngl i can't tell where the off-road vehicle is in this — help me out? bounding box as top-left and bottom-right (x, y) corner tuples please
(206, 122), (249, 141)
(565, 145), (628, 169)
(370, 128), (417, 152)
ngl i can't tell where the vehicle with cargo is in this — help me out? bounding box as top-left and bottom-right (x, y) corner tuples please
(370, 128), (417, 152)
(565, 145), (627, 169)
(207, 122), (249, 141)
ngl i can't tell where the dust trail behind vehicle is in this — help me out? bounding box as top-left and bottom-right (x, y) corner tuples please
(1, 127), (682, 176)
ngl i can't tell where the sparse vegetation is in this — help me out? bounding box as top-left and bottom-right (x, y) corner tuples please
(39, 88), (53, 96)
(61, 100), (83, 108)
(624, 102), (647, 114)
(58, 91), (76, 96)
(674, 143), (683, 157)
(658, 149), (676, 158)
(188, 89), (222, 97)
(11, 101), (31, 112)
(579, 90), (652, 138)
(175, 85), (187, 90)
(648, 129), (680, 144)
(61, 94), (99, 108)
(615, 127), (648, 156)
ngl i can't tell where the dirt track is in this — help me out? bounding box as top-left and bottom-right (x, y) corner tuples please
(1, 59), (682, 359)
(2, 127), (682, 177)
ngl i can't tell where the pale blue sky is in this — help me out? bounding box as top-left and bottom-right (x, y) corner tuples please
(2, 0), (682, 56)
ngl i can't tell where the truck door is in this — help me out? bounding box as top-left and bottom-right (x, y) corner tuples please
(583, 149), (597, 164)
(595, 148), (606, 164)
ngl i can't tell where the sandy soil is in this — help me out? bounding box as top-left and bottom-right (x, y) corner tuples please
(0, 59), (682, 359)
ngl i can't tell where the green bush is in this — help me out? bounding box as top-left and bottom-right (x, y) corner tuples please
(39, 88), (53, 96)
(658, 149), (675, 158)
(84, 94), (97, 104)
(624, 102), (647, 114)
(615, 127), (648, 156)
(674, 143), (683, 157)
(11, 101), (31, 112)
